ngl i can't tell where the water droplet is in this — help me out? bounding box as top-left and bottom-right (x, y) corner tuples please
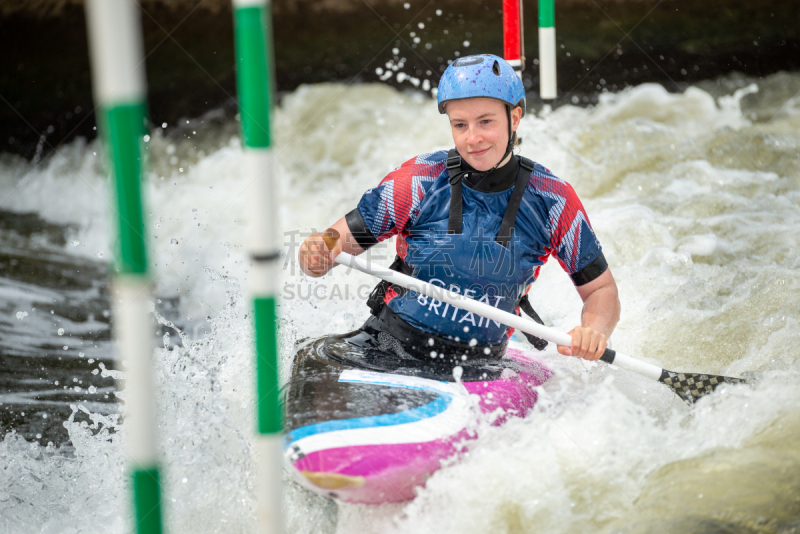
(453, 366), (463, 382)
(170, 238), (179, 245)
(15, 311), (28, 320)
(463, 40), (470, 47)
(57, 328), (65, 336)
(403, 2), (409, 8)
(71, 240), (80, 246)
(96, 251), (104, 258)
(469, 338), (477, 347)
(418, 22), (424, 29)
(436, 9), (442, 15)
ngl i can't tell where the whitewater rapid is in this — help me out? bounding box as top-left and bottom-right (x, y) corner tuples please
(1, 72), (799, 533)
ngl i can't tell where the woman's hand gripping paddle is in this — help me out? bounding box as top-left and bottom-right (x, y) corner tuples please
(330, 250), (745, 404)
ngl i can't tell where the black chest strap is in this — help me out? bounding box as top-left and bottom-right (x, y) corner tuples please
(496, 157), (534, 247)
(445, 149), (535, 249)
(446, 149), (464, 235)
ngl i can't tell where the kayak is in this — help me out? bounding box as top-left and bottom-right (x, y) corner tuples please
(281, 326), (552, 504)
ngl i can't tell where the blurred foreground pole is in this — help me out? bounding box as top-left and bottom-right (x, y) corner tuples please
(503, 0), (524, 78)
(231, 0), (284, 532)
(538, 0), (557, 99)
(84, 1), (164, 533)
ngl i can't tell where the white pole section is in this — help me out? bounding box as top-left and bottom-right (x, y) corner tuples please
(231, 0), (284, 532)
(538, 0), (557, 100)
(84, 1), (164, 533)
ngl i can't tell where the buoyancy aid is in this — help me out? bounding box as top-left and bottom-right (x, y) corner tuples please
(366, 150), (549, 350)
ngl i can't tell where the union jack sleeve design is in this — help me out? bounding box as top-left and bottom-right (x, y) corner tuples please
(529, 165), (601, 275)
(357, 151), (445, 242)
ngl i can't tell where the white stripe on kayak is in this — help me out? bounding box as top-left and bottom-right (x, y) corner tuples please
(286, 371), (473, 459)
(339, 369), (465, 396)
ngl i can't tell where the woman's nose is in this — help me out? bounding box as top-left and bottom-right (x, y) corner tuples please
(466, 125), (481, 144)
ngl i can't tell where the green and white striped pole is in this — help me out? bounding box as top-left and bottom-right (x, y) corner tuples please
(84, 1), (163, 533)
(232, 1), (283, 532)
(538, 0), (557, 99)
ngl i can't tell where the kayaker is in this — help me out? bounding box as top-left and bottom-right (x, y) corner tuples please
(298, 54), (620, 362)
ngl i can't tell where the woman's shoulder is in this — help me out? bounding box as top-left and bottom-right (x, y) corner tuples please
(381, 150), (447, 189)
(522, 160), (580, 202)
(389, 150), (447, 176)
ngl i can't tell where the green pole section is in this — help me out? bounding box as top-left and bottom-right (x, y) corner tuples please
(132, 468), (164, 534)
(235, 6), (272, 148)
(98, 102), (149, 274)
(254, 297), (281, 433)
(232, 1), (283, 531)
(539, 0), (555, 28)
(85, 2), (164, 533)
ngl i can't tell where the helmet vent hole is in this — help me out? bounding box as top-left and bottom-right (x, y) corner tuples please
(492, 61), (501, 75)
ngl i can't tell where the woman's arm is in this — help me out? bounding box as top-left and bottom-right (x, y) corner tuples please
(556, 268), (621, 361)
(297, 216), (365, 277)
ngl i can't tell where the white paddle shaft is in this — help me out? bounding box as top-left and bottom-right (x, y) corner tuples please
(334, 252), (663, 381)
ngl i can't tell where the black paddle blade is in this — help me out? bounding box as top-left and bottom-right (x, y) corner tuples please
(659, 370), (746, 404)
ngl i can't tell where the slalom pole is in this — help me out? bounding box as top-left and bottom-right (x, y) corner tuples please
(538, 0), (557, 99)
(84, 1), (163, 533)
(231, 1), (283, 532)
(503, 0), (525, 79)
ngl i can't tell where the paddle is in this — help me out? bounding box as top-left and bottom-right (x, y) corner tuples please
(325, 245), (745, 404)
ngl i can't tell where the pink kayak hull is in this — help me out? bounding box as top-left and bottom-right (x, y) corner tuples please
(282, 348), (551, 503)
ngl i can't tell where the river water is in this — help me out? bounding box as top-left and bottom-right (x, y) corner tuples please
(1, 72), (800, 533)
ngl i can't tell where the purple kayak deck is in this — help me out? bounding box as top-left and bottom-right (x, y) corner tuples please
(282, 347), (551, 503)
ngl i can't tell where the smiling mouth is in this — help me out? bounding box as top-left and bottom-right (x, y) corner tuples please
(470, 147), (490, 157)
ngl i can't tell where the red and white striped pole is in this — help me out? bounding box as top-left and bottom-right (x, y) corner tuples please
(502, 0), (524, 79)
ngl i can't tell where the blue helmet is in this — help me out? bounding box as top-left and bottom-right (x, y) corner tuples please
(437, 54), (526, 116)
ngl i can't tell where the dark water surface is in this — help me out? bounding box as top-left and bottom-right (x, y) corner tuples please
(0, 209), (118, 446)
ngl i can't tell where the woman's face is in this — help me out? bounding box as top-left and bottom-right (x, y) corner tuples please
(446, 98), (522, 171)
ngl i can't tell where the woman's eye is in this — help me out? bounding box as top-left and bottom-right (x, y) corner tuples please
(481, 119), (492, 125)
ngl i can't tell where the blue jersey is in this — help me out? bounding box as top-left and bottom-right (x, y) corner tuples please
(354, 150), (604, 345)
